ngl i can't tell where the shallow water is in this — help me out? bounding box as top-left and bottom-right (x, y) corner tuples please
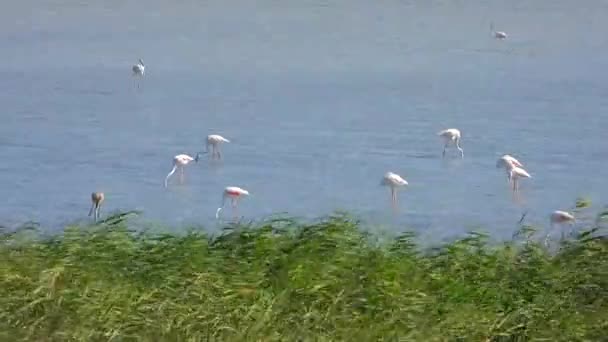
(1, 0), (607, 240)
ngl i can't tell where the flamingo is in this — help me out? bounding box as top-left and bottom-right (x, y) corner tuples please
(88, 192), (105, 222)
(165, 154), (196, 187)
(508, 166), (531, 193)
(546, 210), (576, 245)
(132, 59), (145, 88)
(437, 128), (464, 158)
(490, 23), (508, 40)
(381, 172), (408, 207)
(496, 154), (524, 182)
(132, 59), (145, 76)
(216, 186), (250, 219)
(196, 134), (230, 161)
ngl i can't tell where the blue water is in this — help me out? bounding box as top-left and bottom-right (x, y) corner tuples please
(1, 0), (608, 240)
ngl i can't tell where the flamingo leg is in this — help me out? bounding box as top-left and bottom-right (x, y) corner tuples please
(88, 202), (95, 217)
(231, 198), (238, 219)
(545, 223), (554, 247)
(179, 166), (185, 184)
(456, 139), (464, 158)
(216, 195), (227, 219)
(442, 143), (447, 158)
(165, 165), (177, 187)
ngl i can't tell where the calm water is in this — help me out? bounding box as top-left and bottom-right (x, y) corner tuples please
(1, 0), (608, 240)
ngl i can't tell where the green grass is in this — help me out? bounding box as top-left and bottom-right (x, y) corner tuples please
(1, 208), (607, 341)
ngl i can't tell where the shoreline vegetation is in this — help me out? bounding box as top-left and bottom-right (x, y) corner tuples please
(1, 205), (607, 341)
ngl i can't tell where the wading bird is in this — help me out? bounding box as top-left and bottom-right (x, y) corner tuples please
(197, 134), (230, 161)
(216, 186), (250, 219)
(132, 59), (145, 76)
(496, 154), (524, 182)
(132, 59), (145, 88)
(381, 172), (408, 207)
(508, 166), (531, 193)
(437, 128), (464, 158)
(88, 192), (105, 222)
(546, 210), (576, 245)
(490, 23), (508, 39)
(165, 154), (196, 187)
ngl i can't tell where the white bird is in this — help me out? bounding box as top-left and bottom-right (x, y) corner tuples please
(547, 210), (576, 245)
(197, 134), (230, 161)
(132, 59), (145, 89)
(490, 23), (508, 39)
(88, 192), (105, 223)
(165, 154), (196, 188)
(381, 172), (408, 207)
(437, 128), (464, 158)
(216, 186), (250, 219)
(550, 210), (576, 226)
(132, 59), (145, 76)
(496, 154), (524, 182)
(508, 166), (531, 193)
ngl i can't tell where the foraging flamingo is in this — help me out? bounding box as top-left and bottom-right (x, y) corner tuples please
(490, 23), (508, 39)
(546, 210), (576, 245)
(196, 134), (230, 161)
(132, 59), (145, 89)
(381, 172), (408, 207)
(508, 166), (531, 193)
(496, 154), (524, 182)
(216, 186), (250, 219)
(132, 59), (145, 76)
(165, 154), (196, 187)
(437, 128), (464, 158)
(88, 192), (105, 222)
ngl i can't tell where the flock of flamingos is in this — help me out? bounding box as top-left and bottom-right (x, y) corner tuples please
(87, 27), (578, 243)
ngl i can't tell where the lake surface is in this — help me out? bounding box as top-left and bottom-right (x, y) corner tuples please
(1, 0), (607, 241)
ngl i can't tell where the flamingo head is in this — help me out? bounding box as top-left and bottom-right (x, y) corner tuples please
(194, 152), (207, 162)
(138, 59), (144, 65)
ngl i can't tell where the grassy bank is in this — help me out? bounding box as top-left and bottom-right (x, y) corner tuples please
(1, 211), (607, 341)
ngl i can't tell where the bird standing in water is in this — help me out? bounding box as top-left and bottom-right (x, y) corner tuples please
(88, 192), (105, 222)
(197, 134), (230, 161)
(165, 154), (196, 187)
(132, 58), (145, 88)
(496, 154), (524, 182)
(216, 186), (250, 219)
(508, 166), (532, 193)
(490, 23), (508, 39)
(437, 128), (464, 158)
(381, 172), (408, 208)
(546, 210), (576, 245)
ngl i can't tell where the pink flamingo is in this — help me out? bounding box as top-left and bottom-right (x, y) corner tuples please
(216, 186), (250, 219)
(165, 154), (196, 187)
(380, 172), (408, 207)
